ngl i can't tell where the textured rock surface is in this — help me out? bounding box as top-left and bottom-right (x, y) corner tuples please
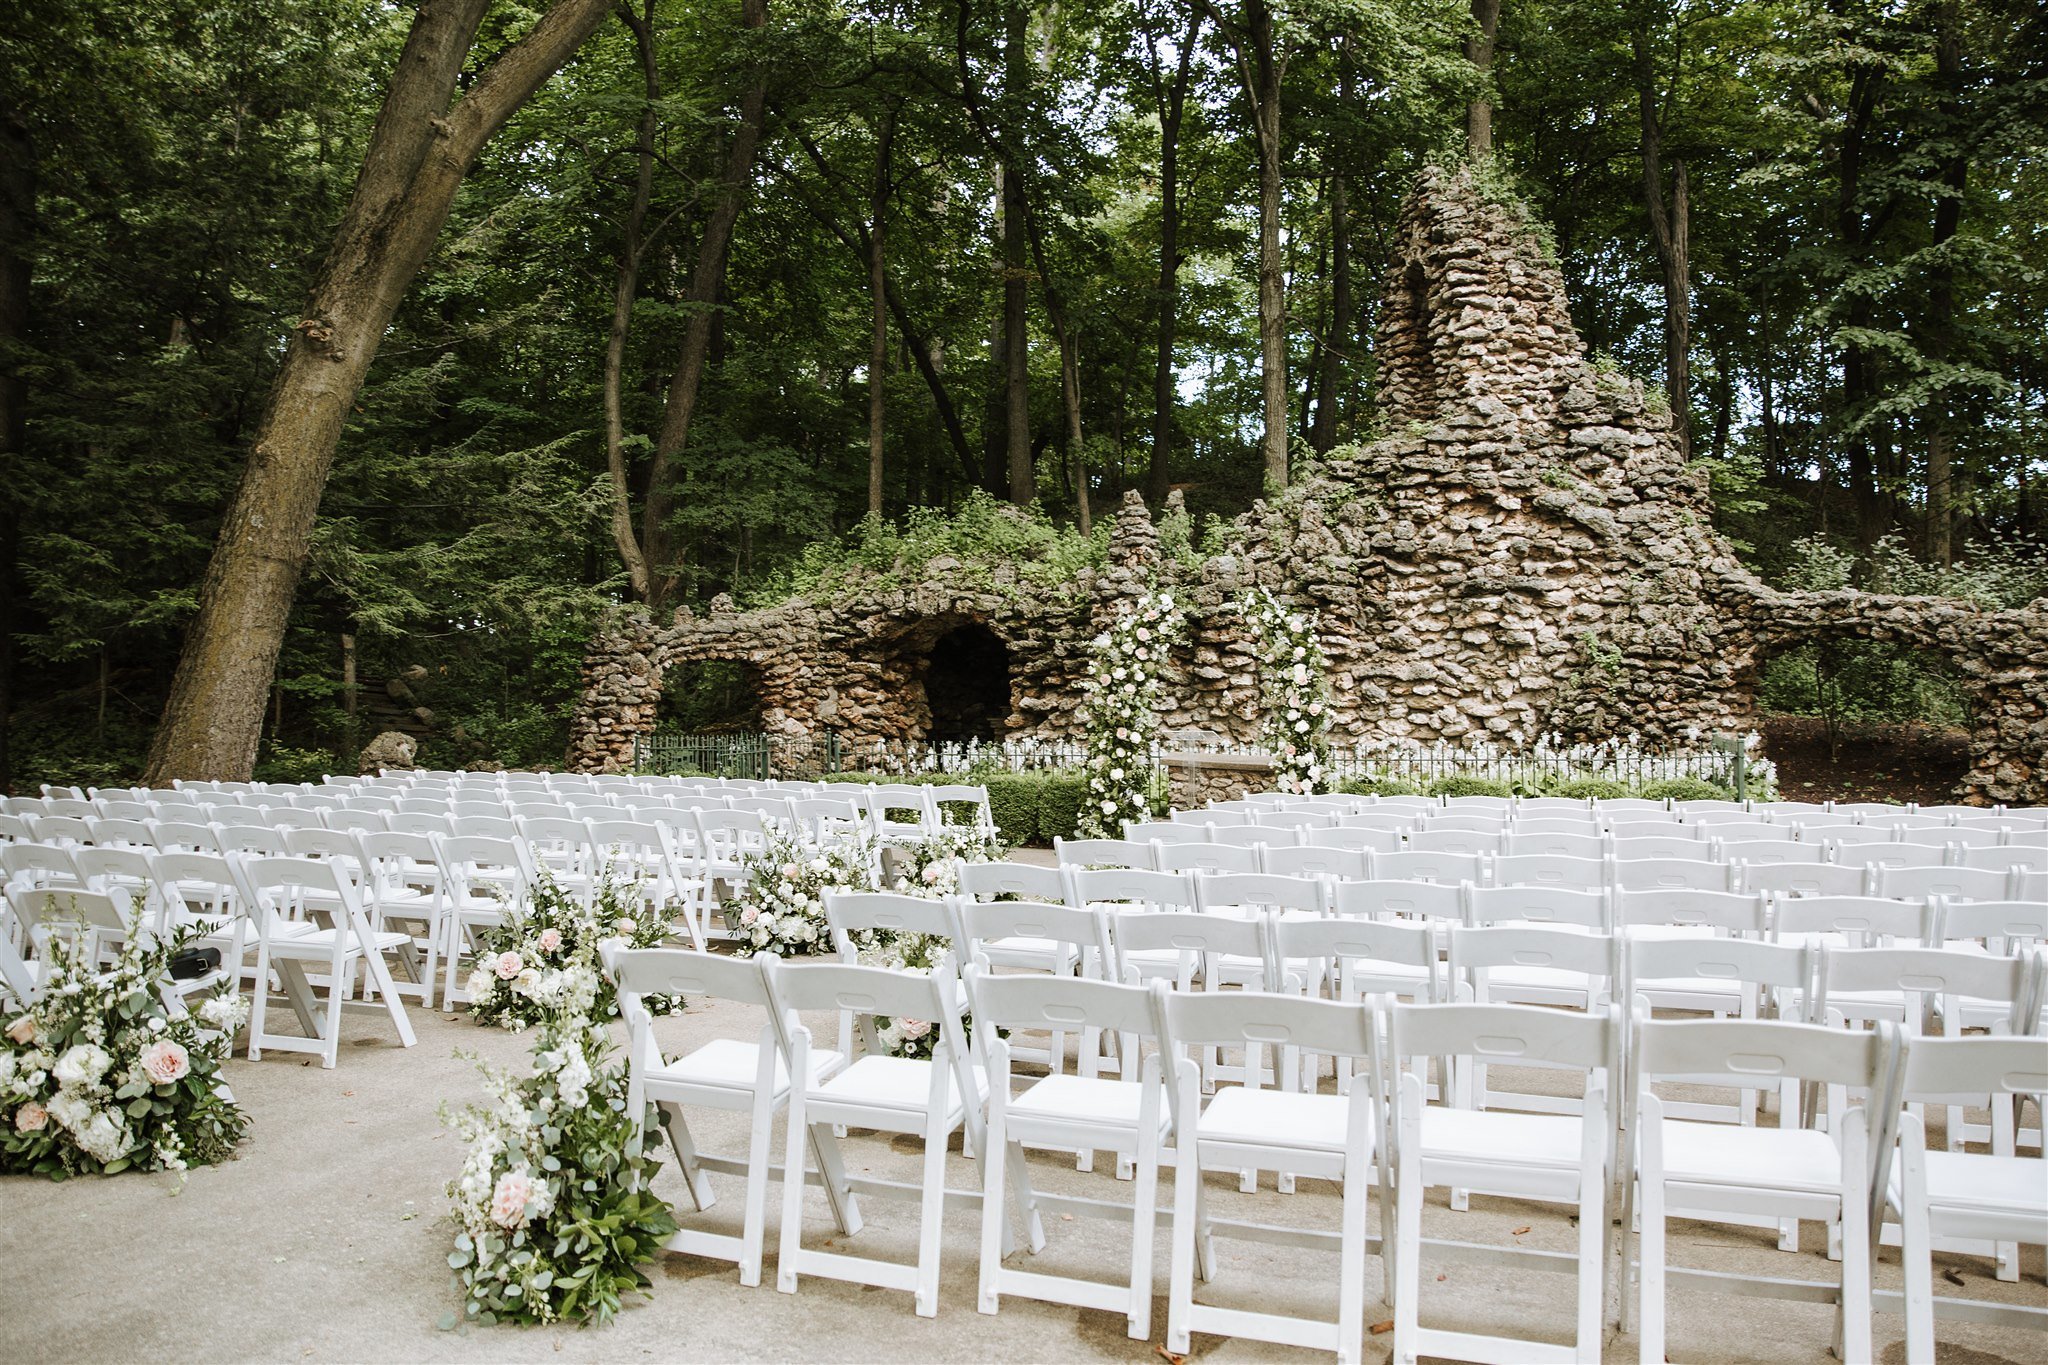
(357, 730), (418, 775)
(567, 167), (2048, 804)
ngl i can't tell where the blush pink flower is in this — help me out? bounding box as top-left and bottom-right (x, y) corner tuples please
(900, 1018), (931, 1040)
(138, 1039), (190, 1085)
(490, 1168), (536, 1228)
(536, 927), (563, 954)
(493, 951), (524, 981)
(614, 917), (636, 937)
(14, 1101), (47, 1132)
(5, 1016), (34, 1045)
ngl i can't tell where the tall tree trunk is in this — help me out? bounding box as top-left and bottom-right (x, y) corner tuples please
(144, 0), (614, 784)
(1145, 7), (1203, 505)
(1249, 0), (1289, 490)
(981, 165), (1008, 497)
(602, 0), (660, 603)
(1311, 53), (1354, 456)
(867, 107), (896, 517)
(1465, 0), (1502, 156)
(1001, 0), (1033, 506)
(0, 104), (32, 793)
(1634, 22), (1690, 461)
(640, 0), (771, 610)
(1836, 57), (1889, 548)
(1922, 0), (1965, 566)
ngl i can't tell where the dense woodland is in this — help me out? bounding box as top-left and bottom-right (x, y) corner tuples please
(0, 0), (2043, 789)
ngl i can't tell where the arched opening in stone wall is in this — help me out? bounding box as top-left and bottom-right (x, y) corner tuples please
(657, 657), (764, 733)
(921, 622), (1012, 743)
(1747, 631), (1972, 804)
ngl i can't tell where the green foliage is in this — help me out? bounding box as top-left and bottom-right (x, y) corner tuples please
(1545, 776), (1632, 801)
(983, 773), (1042, 846)
(1424, 775), (1514, 799)
(1037, 772), (1089, 844)
(1640, 777), (1732, 803)
(1336, 775), (1423, 797)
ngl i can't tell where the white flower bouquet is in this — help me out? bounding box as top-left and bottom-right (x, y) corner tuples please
(886, 825), (1008, 897)
(1245, 587), (1334, 795)
(466, 868), (678, 1031)
(0, 923), (248, 1178)
(444, 1010), (675, 1326)
(1079, 591), (1184, 837)
(724, 830), (882, 959)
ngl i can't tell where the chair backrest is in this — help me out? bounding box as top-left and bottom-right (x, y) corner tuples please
(1611, 856), (1733, 893)
(1271, 915), (1440, 998)
(1875, 863), (2015, 904)
(1773, 893), (1930, 946)
(2, 842), (83, 886)
(823, 891), (957, 957)
(147, 820), (220, 854)
(956, 859), (1066, 903)
(150, 849), (243, 905)
(1500, 830), (1608, 860)
(1614, 887), (1768, 935)
(1156, 841), (1263, 875)
(1330, 878), (1463, 922)
(1387, 999), (1617, 1075)
(1625, 935), (1811, 997)
(357, 828), (440, 870)
(964, 969), (1157, 1049)
(72, 846), (156, 895)
(388, 810), (454, 839)
(1338, 810), (1424, 832)
(1053, 837), (1157, 871)
(1261, 843), (1370, 881)
(1508, 818), (1602, 836)
(1190, 805), (1249, 826)
(321, 809), (388, 835)
(1372, 849), (1487, 886)
(1407, 828), (1504, 857)
(924, 784), (995, 832)
(1206, 823), (1303, 849)
(1492, 852), (1607, 890)
(1153, 981), (1376, 1082)
(1815, 945), (2031, 1029)
(7, 884), (136, 941)
(85, 817), (155, 848)
(1253, 810), (1330, 832)
(1112, 909), (1264, 970)
(1896, 1033), (2048, 1106)
(28, 815), (93, 845)
(1463, 883), (1609, 930)
(1067, 865), (1196, 912)
(215, 824), (289, 857)
(282, 825), (364, 866)
(1193, 871), (1326, 917)
(1738, 860), (1869, 899)
(1448, 923), (1615, 997)
(1305, 825), (1402, 855)
(610, 945), (772, 1011)
(766, 958), (955, 1043)
(1608, 822), (1697, 844)
(1517, 797), (1593, 815)
(1634, 1016), (1898, 1095)
(1714, 838), (1821, 866)
(1935, 899), (2047, 951)
(1124, 820), (1209, 845)
(448, 814), (518, 840)
(1609, 834), (1708, 863)
(955, 899), (1110, 970)
(1422, 813), (1508, 834)
(439, 834), (536, 896)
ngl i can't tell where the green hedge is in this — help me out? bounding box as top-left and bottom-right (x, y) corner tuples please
(984, 773), (1042, 845)
(1424, 775), (1513, 798)
(1037, 772), (1088, 843)
(1639, 777), (1734, 802)
(819, 768), (1087, 846)
(1335, 775), (1423, 797)
(1546, 777), (1632, 801)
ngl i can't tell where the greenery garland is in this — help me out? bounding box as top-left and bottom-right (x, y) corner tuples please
(1244, 587), (1333, 795)
(1078, 591), (1184, 838)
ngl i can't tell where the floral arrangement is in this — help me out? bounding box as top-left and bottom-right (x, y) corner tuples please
(0, 924), (249, 1178)
(1244, 587), (1333, 795)
(723, 830), (882, 959)
(465, 869), (678, 1031)
(1078, 590), (1184, 838)
(444, 1009), (676, 1326)
(886, 825), (1009, 897)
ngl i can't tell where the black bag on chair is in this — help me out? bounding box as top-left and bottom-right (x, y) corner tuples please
(169, 946), (223, 980)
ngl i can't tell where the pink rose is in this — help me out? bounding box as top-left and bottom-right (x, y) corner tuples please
(740, 908), (758, 925)
(900, 1018), (931, 1040)
(493, 951), (524, 981)
(490, 1169), (535, 1228)
(5, 1016), (34, 1045)
(14, 1102), (46, 1132)
(139, 1039), (190, 1085)
(615, 917), (635, 937)
(537, 928), (563, 953)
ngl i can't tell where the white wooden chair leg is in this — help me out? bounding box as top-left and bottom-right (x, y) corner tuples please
(1166, 1068), (1199, 1355)
(978, 1091), (1007, 1315)
(776, 1035), (811, 1295)
(1898, 1119), (1936, 1365)
(1129, 1071), (1163, 1341)
(914, 1113), (948, 1317)
(1837, 1115), (1872, 1365)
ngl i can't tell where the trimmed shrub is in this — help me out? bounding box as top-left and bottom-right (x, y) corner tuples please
(1425, 775), (1513, 799)
(983, 773), (1043, 846)
(1545, 776), (1632, 801)
(1640, 777), (1734, 803)
(1336, 775), (1424, 797)
(1037, 771), (1089, 843)
(820, 771), (890, 785)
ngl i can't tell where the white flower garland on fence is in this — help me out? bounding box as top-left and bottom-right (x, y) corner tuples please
(1079, 591), (1184, 838)
(1244, 588), (1333, 795)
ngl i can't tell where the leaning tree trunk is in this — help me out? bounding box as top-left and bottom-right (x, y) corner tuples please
(1249, 0), (1288, 490)
(602, 0), (662, 603)
(1634, 23), (1690, 462)
(1465, 0), (1502, 156)
(144, 0), (614, 784)
(1144, 8), (1203, 505)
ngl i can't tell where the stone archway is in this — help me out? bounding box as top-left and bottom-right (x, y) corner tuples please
(921, 621), (1013, 743)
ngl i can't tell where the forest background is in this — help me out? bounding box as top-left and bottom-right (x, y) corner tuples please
(1, 0), (2042, 791)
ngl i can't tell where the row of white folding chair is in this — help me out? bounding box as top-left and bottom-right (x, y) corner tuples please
(1218, 789), (2048, 824)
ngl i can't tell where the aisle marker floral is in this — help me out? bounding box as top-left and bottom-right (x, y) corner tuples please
(1244, 587), (1333, 795)
(464, 869), (679, 1030)
(1079, 591), (1184, 838)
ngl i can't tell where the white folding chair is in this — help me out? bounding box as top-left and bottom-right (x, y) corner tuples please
(1884, 1034), (2048, 1359)
(1262, 843), (1370, 881)
(1306, 825), (1403, 855)
(608, 946), (853, 1288)
(1738, 859), (1869, 898)
(1154, 984), (1381, 1363)
(1383, 1000), (1618, 1365)
(1876, 863), (2018, 905)
(965, 970), (1168, 1338)
(1157, 841), (1263, 874)
(925, 784), (996, 836)
(867, 784), (937, 845)
(355, 830), (446, 1009)
(1374, 849), (1488, 886)
(436, 834), (537, 1008)
(772, 958), (993, 1317)
(1054, 837), (1159, 871)
(1626, 1017), (1902, 1364)
(239, 855), (416, 1067)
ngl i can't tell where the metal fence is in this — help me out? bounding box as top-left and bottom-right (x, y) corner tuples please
(630, 731), (1088, 780)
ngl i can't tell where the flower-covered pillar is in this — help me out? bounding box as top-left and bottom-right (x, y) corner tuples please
(1078, 590), (1186, 838)
(1244, 587), (1333, 794)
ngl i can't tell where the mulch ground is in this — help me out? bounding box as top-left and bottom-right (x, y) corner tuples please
(1759, 715), (1971, 806)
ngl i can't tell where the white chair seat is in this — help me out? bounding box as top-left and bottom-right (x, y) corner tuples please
(816, 1054), (988, 1114)
(982, 935), (1074, 965)
(267, 926), (411, 958)
(1421, 1107), (1586, 1168)
(1892, 1151), (2048, 1217)
(1198, 1086), (1350, 1151)
(1011, 1073), (1163, 1129)
(1659, 1119), (1842, 1194)
(654, 1037), (844, 1094)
